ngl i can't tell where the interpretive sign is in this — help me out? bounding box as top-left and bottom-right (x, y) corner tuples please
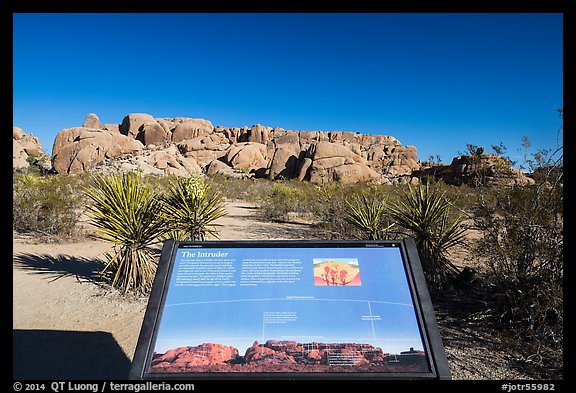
(130, 239), (451, 379)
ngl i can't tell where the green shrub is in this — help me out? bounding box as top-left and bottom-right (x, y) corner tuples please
(207, 175), (275, 203)
(259, 181), (305, 221)
(13, 173), (83, 237)
(255, 180), (395, 239)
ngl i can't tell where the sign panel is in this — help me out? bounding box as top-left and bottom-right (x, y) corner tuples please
(130, 240), (450, 379)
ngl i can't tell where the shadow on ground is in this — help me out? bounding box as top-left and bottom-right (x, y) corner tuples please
(13, 329), (132, 379)
(13, 253), (103, 282)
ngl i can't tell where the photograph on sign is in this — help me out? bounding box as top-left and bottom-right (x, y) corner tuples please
(146, 245), (430, 374)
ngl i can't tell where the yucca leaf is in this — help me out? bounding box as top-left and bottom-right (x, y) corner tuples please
(346, 194), (392, 240)
(386, 182), (467, 290)
(84, 171), (166, 293)
(161, 175), (227, 241)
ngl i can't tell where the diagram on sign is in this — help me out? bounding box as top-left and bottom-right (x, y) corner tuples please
(313, 258), (362, 286)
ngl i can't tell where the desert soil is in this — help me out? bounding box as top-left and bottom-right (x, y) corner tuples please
(13, 201), (533, 380)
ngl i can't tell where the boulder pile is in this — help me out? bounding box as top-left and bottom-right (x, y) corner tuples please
(50, 113), (420, 184)
(415, 153), (535, 186)
(13, 126), (50, 172)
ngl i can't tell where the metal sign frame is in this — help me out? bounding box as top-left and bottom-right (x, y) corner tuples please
(130, 239), (451, 380)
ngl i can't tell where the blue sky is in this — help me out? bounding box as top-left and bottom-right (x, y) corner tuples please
(152, 247), (425, 356)
(13, 13), (562, 165)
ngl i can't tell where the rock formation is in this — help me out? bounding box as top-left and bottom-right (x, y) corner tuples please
(82, 113), (102, 129)
(151, 343), (239, 369)
(16, 113), (534, 187)
(13, 126), (50, 171)
(149, 340), (428, 373)
(51, 127), (143, 174)
(51, 113), (421, 184)
(244, 340), (382, 366)
(415, 153), (535, 187)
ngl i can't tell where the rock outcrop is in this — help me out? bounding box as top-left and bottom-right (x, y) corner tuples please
(151, 344), (239, 369)
(51, 127), (143, 174)
(48, 113), (537, 186)
(82, 113), (102, 129)
(416, 153), (535, 187)
(51, 113), (421, 183)
(13, 126), (50, 171)
(149, 340), (428, 374)
(120, 113), (155, 141)
(95, 144), (202, 177)
(244, 340), (383, 366)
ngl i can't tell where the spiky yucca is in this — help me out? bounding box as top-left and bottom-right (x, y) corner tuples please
(162, 175), (227, 241)
(346, 194), (393, 240)
(388, 182), (467, 290)
(84, 171), (166, 293)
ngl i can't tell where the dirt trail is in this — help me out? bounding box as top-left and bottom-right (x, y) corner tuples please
(12, 202), (314, 379)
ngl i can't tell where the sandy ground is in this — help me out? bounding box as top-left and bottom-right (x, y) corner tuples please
(13, 201), (533, 380)
(12, 202), (319, 380)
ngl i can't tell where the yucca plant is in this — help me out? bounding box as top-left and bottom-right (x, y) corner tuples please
(346, 194), (393, 240)
(84, 171), (166, 293)
(161, 175), (227, 241)
(388, 182), (467, 290)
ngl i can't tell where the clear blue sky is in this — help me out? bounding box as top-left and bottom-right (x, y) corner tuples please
(13, 13), (562, 165)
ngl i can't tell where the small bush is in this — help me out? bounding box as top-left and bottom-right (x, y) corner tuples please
(259, 181), (307, 221)
(207, 175), (275, 203)
(313, 183), (352, 238)
(13, 173), (83, 237)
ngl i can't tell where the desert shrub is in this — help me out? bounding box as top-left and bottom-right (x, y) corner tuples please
(441, 183), (480, 216)
(84, 171), (166, 293)
(302, 182), (393, 239)
(259, 181), (307, 221)
(207, 175), (275, 203)
(472, 112), (563, 377)
(304, 183), (350, 237)
(13, 173), (83, 237)
(473, 172), (562, 376)
(387, 182), (467, 291)
(255, 180), (398, 239)
(161, 174), (227, 241)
